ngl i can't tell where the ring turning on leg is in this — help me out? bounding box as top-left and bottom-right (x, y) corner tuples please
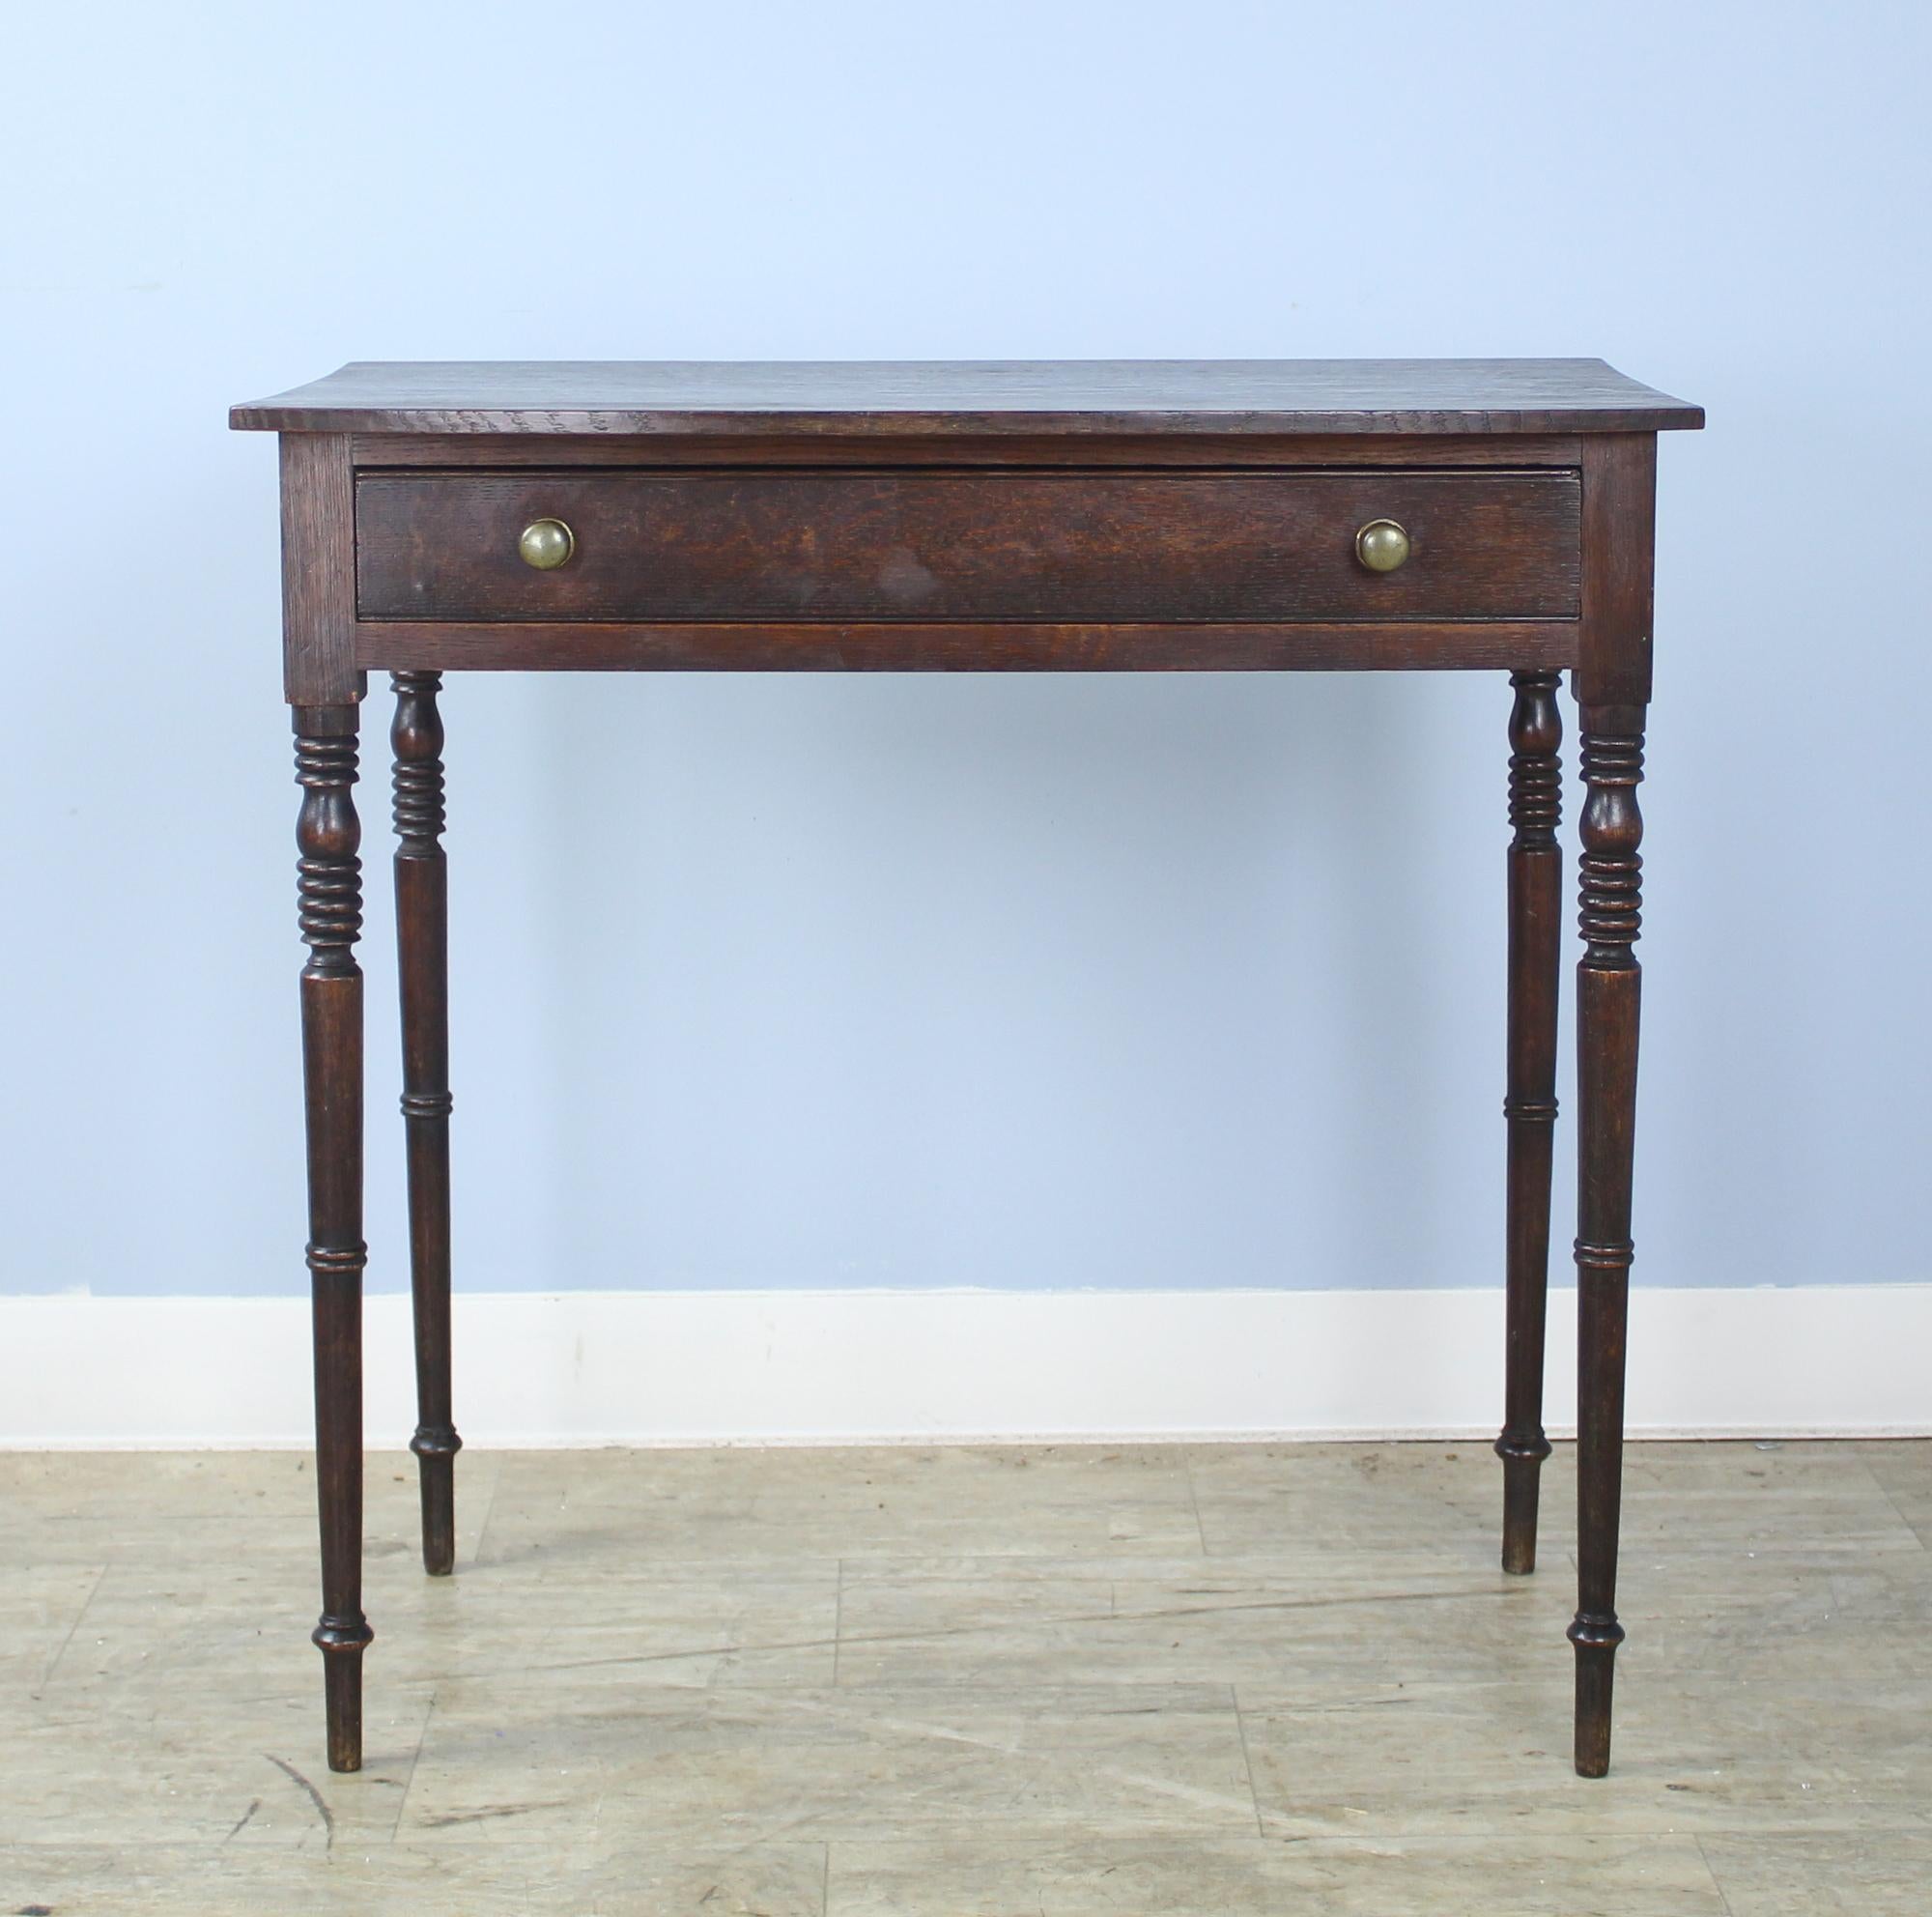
(297, 711), (372, 1773)
(392, 672), (463, 1577)
(1570, 719), (1644, 1777)
(1495, 670), (1563, 1575)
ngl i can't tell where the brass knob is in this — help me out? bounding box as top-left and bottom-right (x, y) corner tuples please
(518, 517), (575, 570)
(1354, 518), (1410, 574)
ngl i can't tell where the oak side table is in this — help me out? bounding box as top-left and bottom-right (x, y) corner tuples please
(231, 358), (1703, 1779)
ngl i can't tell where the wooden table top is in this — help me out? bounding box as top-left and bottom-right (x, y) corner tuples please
(231, 358), (1704, 439)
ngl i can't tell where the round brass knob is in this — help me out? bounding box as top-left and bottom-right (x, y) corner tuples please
(518, 517), (575, 570)
(1354, 518), (1410, 574)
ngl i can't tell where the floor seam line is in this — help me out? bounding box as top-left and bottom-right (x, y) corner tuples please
(1232, 1681), (1265, 1837)
(36, 1559), (109, 1696)
(469, 1451), (504, 1566)
(1694, 1835), (1740, 1916)
(1185, 1455), (1211, 1557)
(833, 1557), (844, 1686)
(1864, 1456), (1931, 1552)
(391, 1681), (435, 1841)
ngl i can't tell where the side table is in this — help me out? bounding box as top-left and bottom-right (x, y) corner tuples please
(231, 358), (1703, 1776)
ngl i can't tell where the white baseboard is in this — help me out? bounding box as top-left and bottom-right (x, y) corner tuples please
(0, 1285), (1925, 1448)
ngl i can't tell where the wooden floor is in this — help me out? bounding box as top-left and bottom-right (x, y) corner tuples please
(2, 1440), (1928, 1914)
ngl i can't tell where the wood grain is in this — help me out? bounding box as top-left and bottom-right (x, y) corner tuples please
(1567, 431), (1656, 1767)
(391, 672), (461, 1580)
(245, 357), (1700, 1784)
(355, 617), (1579, 676)
(355, 470), (1581, 626)
(278, 436), (359, 706)
(1569, 716), (1646, 1778)
(293, 710), (373, 1773)
(1577, 435), (1658, 708)
(1495, 671), (1563, 1576)
(232, 358), (1704, 437)
(349, 431), (1589, 472)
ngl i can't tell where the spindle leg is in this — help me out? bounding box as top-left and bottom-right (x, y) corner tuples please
(1569, 713), (1644, 1777)
(392, 672), (462, 1576)
(1495, 671), (1563, 1573)
(296, 706), (373, 1773)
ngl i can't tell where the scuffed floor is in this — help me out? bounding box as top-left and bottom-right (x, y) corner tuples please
(2, 1439), (1928, 1913)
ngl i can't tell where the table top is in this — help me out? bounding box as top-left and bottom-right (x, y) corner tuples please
(231, 358), (1703, 438)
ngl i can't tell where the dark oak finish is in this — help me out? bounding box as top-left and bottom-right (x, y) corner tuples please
(293, 707), (373, 1773)
(279, 436), (359, 706)
(1570, 717), (1645, 1778)
(355, 617), (1577, 677)
(1495, 672), (1563, 1574)
(392, 672), (461, 1577)
(1564, 433), (1660, 1779)
(237, 358), (1698, 1779)
(233, 358), (1703, 437)
(355, 470), (1580, 627)
(351, 430), (1591, 472)
(1577, 437), (1659, 708)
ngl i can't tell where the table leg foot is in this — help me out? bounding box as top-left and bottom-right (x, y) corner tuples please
(314, 1615), (375, 1773)
(1569, 1611), (1626, 1778)
(1497, 1440), (1552, 1576)
(410, 1429), (462, 1577)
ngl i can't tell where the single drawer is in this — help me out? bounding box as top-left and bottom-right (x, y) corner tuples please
(355, 469), (1580, 624)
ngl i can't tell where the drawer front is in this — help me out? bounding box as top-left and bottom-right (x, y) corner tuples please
(355, 469), (1580, 624)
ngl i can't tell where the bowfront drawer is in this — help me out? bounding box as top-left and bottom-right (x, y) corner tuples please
(355, 469), (1580, 624)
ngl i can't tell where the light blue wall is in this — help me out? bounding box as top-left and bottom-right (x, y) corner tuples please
(3, 2), (1926, 1297)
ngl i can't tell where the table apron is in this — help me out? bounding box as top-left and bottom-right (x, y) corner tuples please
(353, 619), (1577, 673)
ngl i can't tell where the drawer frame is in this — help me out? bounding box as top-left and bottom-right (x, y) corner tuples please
(278, 432), (1640, 702)
(355, 467), (1581, 632)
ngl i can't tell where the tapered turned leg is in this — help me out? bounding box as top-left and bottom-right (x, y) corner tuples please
(1495, 672), (1563, 1574)
(392, 672), (462, 1576)
(1568, 715), (1645, 1777)
(296, 708), (374, 1773)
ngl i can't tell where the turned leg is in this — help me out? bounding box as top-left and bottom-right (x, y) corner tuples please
(296, 708), (373, 1773)
(392, 672), (462, 1576)
(1495, 671), (1562, 1574)
(1568, 714), (1644, 1777)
